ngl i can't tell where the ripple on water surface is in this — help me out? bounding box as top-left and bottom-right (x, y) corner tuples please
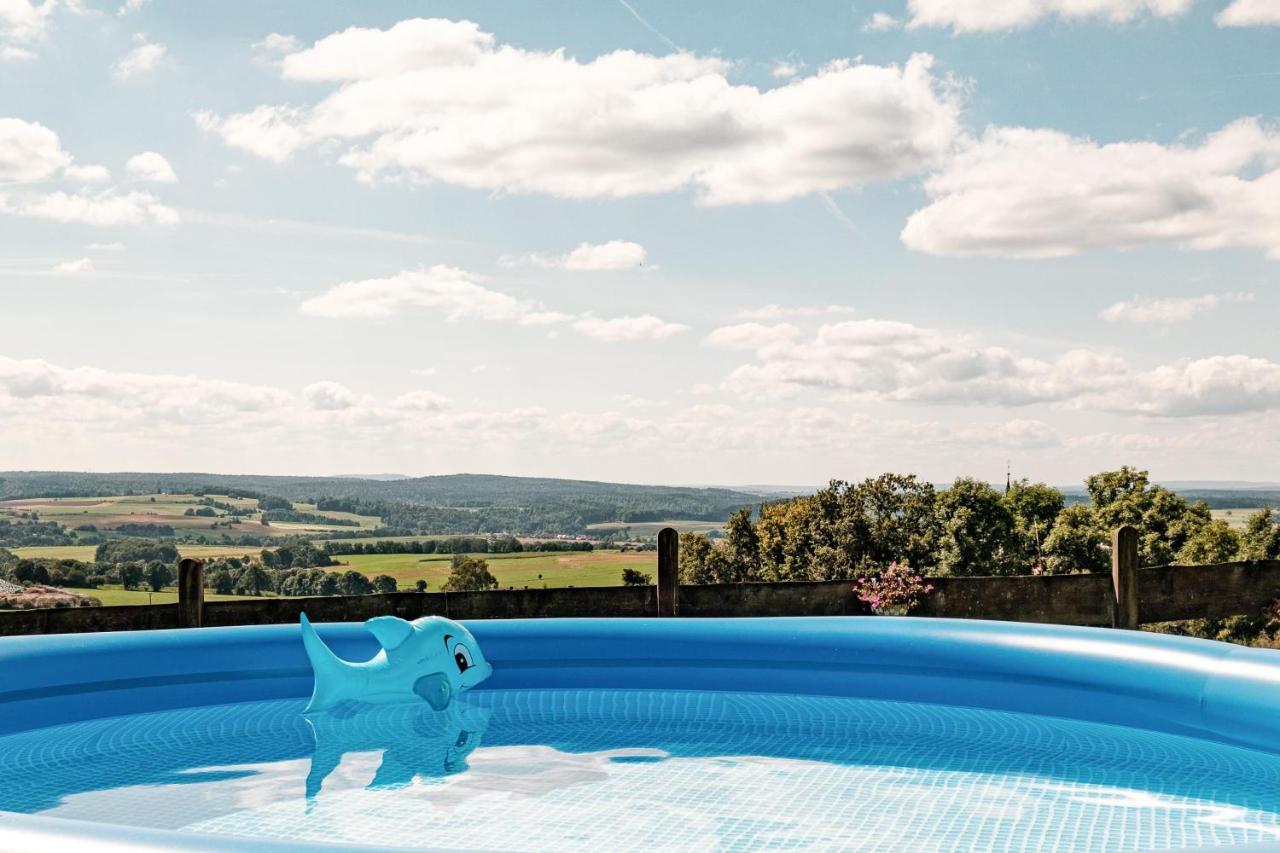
(2, 689), (1280, 851)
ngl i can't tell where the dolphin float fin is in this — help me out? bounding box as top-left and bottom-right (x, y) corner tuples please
(365, 616), (414, 652)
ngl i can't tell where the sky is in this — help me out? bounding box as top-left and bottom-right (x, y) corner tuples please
(1, 0), (1279, 487)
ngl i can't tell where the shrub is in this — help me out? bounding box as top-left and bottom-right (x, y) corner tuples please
(853, 562), (934, 615)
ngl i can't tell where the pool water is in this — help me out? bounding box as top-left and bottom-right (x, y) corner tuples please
(3, 689), (1280, 851)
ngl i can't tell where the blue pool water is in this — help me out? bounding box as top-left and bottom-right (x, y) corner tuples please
(4, 688), (1280, 851)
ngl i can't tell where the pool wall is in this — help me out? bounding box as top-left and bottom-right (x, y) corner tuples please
(2, 617), (1279, 755)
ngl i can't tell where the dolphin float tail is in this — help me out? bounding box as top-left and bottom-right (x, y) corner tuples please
(301, 612), (359, 713)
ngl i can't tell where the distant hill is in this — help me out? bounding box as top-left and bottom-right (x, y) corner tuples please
(0, 471), (763, 536)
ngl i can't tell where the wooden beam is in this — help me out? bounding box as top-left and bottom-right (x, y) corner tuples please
(177, 558), (205, 629)
(1111, 525), (1139, 629)
(657, 527), (679, 617)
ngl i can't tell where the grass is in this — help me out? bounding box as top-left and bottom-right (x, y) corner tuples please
(585, 519), (726, 537)
(67, 585), (272, 606)
(331, 550), (656, 589)
(11, 544), (267, 562)
(1210, 508), (1268, 530)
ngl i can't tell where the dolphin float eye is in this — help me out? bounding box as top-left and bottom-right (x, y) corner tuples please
(453, 644), (474, 673)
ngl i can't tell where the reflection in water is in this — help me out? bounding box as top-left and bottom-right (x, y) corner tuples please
(304, 701), (492, 798)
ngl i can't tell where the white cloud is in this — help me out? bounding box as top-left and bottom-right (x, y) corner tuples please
(52, 257), (92, 274)
(560, 240), (646, 270)
(735, 304), (856, 320)
(723, 318), (1128, 406)
(0, 354), (290, 423)
(770, 60), (800, 79)
(612, 394), (667, 409)
(125, 151), (177, 183)
(198, 19), (963, 204)
(0, 0), (53, 49)
(1122, 356), (1280, 416)
(300, 265), (533, 321)
(1100, 292), (1255, 324)
(64, 163), (112, 183)
(862, 12), (902, 31)
(87, 241), (125, 251)
(254, 32), (300, 53)
(901, 119), (1280, 260)
(303, 380), (357, 410)
(704, 322), (799, 350)
(117, 0), (148, 15)
(193, 106), (306, 163)
(1216, 0), (1280, 25)
(0, 117), (70, 182)
(390, 389), (450, 411)
(905, 0), (1192, 32)
(410, 367), (437, 377)
(507, 239), (647, 271)
(719, 315), (1280, 418)
(1, 45), (35, 61)
(572, 314), (690, 342)
(8, 190), (178, 225)
(113, 38), (167, 80)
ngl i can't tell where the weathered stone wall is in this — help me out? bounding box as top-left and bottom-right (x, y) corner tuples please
(2, 560), (1277, 637)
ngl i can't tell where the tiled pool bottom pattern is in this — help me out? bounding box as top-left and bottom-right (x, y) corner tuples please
(3, 690), (1280, 851)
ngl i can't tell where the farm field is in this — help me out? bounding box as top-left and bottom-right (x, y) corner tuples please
(331, 549), (656, 589)
(0, 493), (378, 539)
(586, 519), (726, 537)
(1211, 508), (1266, 530)
(12, 544), (267, 562)
(68, 585), (275, 606)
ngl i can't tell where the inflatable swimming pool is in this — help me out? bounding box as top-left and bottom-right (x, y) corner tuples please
(1, 617), (1279, 851)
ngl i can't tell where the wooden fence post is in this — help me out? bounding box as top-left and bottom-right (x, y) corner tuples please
(177, 558), (205, 629)
(1111, 525), (1139, 629)
(657, 527), (679, 617)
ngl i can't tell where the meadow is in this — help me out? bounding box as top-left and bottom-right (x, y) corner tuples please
(12, 544), (267, 562)
(80, 586), (274, 606)
(1210, 508), (1264, 530)
(331, 549), (657, 589)
(0, 493), (380, 539)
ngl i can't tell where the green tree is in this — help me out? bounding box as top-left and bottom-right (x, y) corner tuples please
(143, 560), (173, 592)
(935, 477), (1021, 576)
(678, 532), (717, 584)
(1041, 505), (1108, 574)
(1085, 467), (1209, 566)
(207, 566), (235, 595)
(621, 567), (653, 586)
(371, 574), (398, 593)
(338, 570), (373, 596)
(1240, 509), (1280, 560)
(1176, 520), (1240, 565)
(723, 508), (761, 582)
(440, 554), (499, 592)
(1003, 479), (1065, 568)
(234, 564), (271, 596)
(118, 561), (144, 590)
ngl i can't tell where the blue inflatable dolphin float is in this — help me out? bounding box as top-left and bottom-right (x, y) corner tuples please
(300, 613), (493, 713)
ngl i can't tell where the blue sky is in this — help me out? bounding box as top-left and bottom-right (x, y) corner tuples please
(1, 0), (1278, 485)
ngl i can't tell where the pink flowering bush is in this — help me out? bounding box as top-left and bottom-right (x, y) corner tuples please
(854, 562), (934, 616)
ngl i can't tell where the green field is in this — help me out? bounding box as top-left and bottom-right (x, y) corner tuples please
(11, 543), (267, 562)
(64, 585), (273, 606)
(1211, 508), (1268, 530)
(332, 550), (656, 589)
(0, 493), (379, 540)
(586, 519), (725, 537)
